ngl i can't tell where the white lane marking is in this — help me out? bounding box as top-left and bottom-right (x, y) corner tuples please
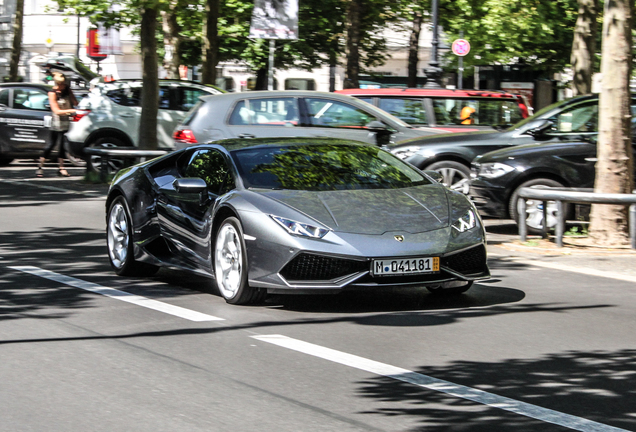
(252, 335), (628, 432)
(10, 266), (224, 322)
(488, 253), (636, 284)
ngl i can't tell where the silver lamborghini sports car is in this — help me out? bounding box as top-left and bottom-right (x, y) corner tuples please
(106, 137), (489, 305)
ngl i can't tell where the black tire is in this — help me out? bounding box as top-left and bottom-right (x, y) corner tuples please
(213, 217), (263, 305)
(86, 137), (127, 174)
(427, 281), (473, 295)
(107, 196), (159, 277)
(0, 157), (14, 166)
(509, 178), (569, 235)
(426, 161), (471, 194)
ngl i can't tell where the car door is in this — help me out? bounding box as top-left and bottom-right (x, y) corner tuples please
(224, 96), (308, 139)
(156, 148), (235, 267)
(0, 87), (51, 153)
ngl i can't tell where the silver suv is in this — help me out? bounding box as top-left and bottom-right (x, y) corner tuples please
(67, 79), (223, 169)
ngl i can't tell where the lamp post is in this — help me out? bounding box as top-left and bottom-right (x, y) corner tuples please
(423, 0), (442, 88)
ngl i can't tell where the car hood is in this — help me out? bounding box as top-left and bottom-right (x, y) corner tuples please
(255, 184), (450, 235)
(391, 129), (503, 148)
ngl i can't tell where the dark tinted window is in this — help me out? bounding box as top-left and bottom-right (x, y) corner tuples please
(177, 87), (208, 111)
(106, 88), (141, 106)
(159, 87), (171, 109)
(0, 89), (9, 106)
(184, 149), (234, 195)
(231, 144), (431, 191)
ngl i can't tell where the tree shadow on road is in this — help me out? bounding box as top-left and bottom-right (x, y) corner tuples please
(355, 349), (636, 431)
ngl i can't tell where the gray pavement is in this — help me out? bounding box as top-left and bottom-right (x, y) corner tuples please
(2, 158), (635, 281)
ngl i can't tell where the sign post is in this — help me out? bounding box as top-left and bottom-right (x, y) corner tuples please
(451, 38), (470, 89)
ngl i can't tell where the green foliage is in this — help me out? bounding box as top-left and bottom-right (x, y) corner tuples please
(437, 0), (579, 74)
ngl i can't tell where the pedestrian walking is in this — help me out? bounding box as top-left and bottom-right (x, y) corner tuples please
(36, 72), (77, 177)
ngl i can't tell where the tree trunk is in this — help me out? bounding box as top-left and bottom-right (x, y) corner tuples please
(161, 8), (182, 80)
(570, 0), (598, 96)
(407, 10), (423, 88)
(138, 7), (159, 150)
(255, 68), (268, 90)
(200, 0), (219, 85)
(9, 0), (24, 81)
(588, 0), (633, 245)
(344, 0), (362, 89)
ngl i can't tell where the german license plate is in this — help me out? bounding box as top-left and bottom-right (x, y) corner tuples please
(372, 257), (440, 276)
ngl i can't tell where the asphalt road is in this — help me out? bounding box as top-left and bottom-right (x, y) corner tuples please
(1, 162), (635, 432)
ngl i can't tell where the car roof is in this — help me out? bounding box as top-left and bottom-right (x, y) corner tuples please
(198, 90), (373, 102)
(336, 88), (519, 99)
(200, 137), (374, 152)
(94, 79), (224, 93)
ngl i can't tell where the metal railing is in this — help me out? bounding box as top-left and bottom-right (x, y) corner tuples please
(517, 187), (636, 249)
(83, 147), (168, 181)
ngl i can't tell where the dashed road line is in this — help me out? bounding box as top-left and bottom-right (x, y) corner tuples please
(252, 334), (628, 432)
(10, 266), (224, 322)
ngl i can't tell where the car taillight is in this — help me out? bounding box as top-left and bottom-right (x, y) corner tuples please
(71, 109), (91, 122)
(173, 129), (198, 144)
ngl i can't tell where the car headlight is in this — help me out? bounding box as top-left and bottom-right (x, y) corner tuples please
(392, 146), (421, 160)
(451, 209), (477, 233)
(270, 215), (330, 239)
(478, 162), (515, 178)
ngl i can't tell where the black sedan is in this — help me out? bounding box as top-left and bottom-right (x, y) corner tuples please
(390, 94), (627, 194)
(469, 136), (636, 232)
(106, 138), (489, 305)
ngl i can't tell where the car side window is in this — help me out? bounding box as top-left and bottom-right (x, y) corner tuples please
(159, 87), (171, 109)
(0, 89), (9, 106)
(177, 88), (208, 111)
(106, 88), (141, 107)
(184, 149), (235, 195)
(12, 88), (49, 111)
(228, 98), (299, 126)
(378, 98), (428, 125)
(304, 98), (374, 128)
(548, 102), (598, 133)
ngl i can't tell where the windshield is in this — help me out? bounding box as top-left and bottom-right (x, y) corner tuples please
(231, 144), (432, 191)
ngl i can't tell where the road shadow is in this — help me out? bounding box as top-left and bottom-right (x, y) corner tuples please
(355, 349), (636, 431)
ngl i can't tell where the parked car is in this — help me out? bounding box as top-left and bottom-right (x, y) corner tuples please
(172, 91), (442, 150)
(389, 94), (631, 194)
(336, 88), (529, 132)
(470, 135), (636, 233)
(106, 137), (489, 305)
(0, 82), (70, 165)
(67, 79), (224, 170)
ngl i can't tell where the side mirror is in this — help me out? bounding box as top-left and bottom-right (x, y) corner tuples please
(173, 177), (208, 194)
(366, 120), (388, 131)
(525, 119), (553, 137)
(366, 120), (392, 146)
(423, 170), (444, 183)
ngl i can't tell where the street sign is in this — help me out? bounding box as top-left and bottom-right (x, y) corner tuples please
(451, 39), (471, 57)
(45, 37), (54, 48)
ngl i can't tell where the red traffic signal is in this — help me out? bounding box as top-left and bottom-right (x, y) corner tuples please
(87, 28), (107, 61)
